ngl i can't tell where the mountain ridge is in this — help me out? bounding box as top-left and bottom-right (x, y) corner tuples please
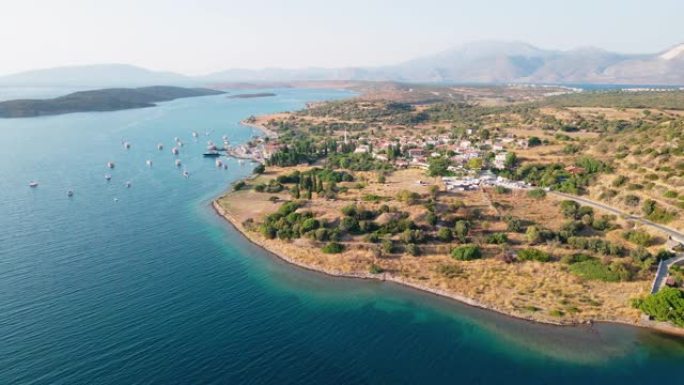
(1, 41), (683, 86)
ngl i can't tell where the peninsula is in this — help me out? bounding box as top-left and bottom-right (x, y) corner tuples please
(229, 92), (277, 99)
(216, 85), (684, 332)
(0, 86), (225, 118)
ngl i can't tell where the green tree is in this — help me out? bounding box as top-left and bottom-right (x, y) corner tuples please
(253, 163), (266, 174)
(451, 245), (482, 261)
(453, 220), (470, 242)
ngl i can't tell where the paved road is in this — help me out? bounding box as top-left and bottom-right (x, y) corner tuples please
(652, 254), (684, 293)
(549, 191), (684, 244)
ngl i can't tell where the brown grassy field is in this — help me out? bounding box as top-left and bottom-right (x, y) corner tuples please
(216, 168), (652, 326)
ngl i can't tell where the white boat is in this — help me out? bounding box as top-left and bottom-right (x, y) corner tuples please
(105, 174), (112, 181)
(107, 161), (115, 169)
(238, 159), (244, 165)
(175, 159), (182, 167)
(157, 143), (164, 150)
(146, 160), (153, 167)
(174, 137), (179, 142)
(29, 181), (38, 188)
(177, 141), (183, 147)
(192, 131), (199, 138)
(183, 170), (190, 178)
(171, 147), (179, 155)
(215, 159), (223, 168)
(114, 197), (119, 202)
(123, 141), (131, 149)
(125, 181), (132, 188)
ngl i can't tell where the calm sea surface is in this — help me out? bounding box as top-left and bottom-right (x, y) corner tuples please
(1, 88), (684, 385)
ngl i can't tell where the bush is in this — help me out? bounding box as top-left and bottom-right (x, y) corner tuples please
(494, 186), (511, 194)
(406, 243), (419, 256)
(561, 253), (593, 264)
(437, 264), (463, 278)
(233, 181), (246, 191)
(253, 163), (266, 174)
(528, 136), (542, 147)
(527, 188), (547, 199)
(369, 263), (384, 274)
(504, 216), (524, 232)
(451, 245), (482, 261)
(633, 288), (684, 327)
(517, 248), (551, 262)
(437, 227), (453, 242)
(322, 242), (345, 254)
(485, 232), (508, 245)
(655, 249), (676, 262)
(397, 190), (421, 205)
(622, 230), (652, 247)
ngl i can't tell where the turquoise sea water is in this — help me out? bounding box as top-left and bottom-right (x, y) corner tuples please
(1, 88), (684, 385)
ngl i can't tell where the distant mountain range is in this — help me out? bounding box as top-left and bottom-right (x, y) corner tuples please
(1, 41), (683, 87)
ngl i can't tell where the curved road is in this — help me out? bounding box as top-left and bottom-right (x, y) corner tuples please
(548, 191), (684, 294)
(549, 191), (684, 244)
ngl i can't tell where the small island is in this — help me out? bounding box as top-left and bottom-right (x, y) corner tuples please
(228, 92), (277, 99)
(0, 86), (225, 118)
(215, 85), (684, 334)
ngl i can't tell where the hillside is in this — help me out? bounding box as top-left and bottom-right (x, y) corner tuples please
(0, 86), (224, 118)
(0, 64), (192, 87)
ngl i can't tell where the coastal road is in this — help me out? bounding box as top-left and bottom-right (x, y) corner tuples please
(549, 191), (684, 244)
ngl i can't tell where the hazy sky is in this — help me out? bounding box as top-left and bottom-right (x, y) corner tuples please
(1, 0), (682, 76)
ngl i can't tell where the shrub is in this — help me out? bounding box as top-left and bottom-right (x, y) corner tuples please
(322, 242), (344, 254)
(560, 200), (580, 219)
(437, 227), (453, 242)
(397, 190), (421, 205)
(382, 239), (394, 254)
(485, 232), (509, 245)
(437, 264), (463, 278)
(561, 253), (593, 264)
(253, 163), (265, 174)
(528, 136), (542, 147)
(655, 249), (676, 262)
(453, 220), (470, 242)
(630, 246), (652, 262)
(504, 216), (524, 232)
(494, 185), (511, 194)
(622, 230), (652, 247)
(451, 245), (482, 261)
(233, 181), (246, 191)
(517, 248), (551, 262)
(369, 263), (384, 274)
(406, 243), (419, 256)
(612, 175), (628, 187)
(624, 194), (640, 207)
(527, 188), (546, 199)
(632, 288), (684, 327)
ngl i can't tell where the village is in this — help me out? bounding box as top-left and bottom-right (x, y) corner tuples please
(230, 122), (544, 192)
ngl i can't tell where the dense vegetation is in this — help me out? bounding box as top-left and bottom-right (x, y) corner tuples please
(633, 288), (684, 327)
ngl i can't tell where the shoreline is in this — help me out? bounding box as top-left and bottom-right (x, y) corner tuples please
(211, 199), (684, 337)
(239, 119), (278, 139)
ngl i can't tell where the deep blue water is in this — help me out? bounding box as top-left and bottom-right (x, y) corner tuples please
(1, 88), (684, 385)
